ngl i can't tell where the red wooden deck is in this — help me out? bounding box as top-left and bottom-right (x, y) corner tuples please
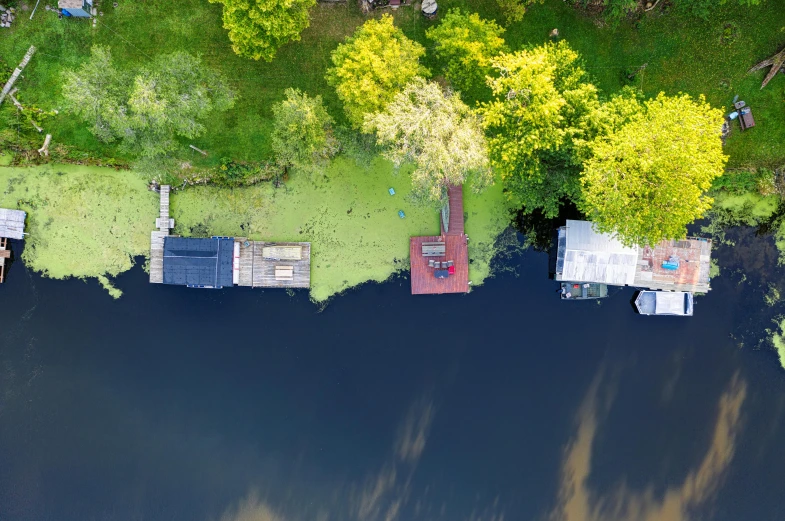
(410, 186), (469, 295)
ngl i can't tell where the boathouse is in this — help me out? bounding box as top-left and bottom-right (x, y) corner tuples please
(148, 186), (311, 289)
(554, 220), (712, 293)
(162, 237), (235, 289)
(0, 208), (26, 283)
(409, 185), (469, 295)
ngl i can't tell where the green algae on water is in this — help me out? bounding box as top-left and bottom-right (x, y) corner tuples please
(0, 165), (158, 297)
(771, 318), (785, 371)
(172, 157), (511, 302)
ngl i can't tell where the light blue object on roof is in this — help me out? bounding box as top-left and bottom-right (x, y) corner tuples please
(398, 210), (405, 219)
(389, 188), (396, 195)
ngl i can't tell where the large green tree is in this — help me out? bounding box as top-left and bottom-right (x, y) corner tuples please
(580, 93), (727, 246)
(363, 78), (491, 204)
(481, 41), (604, 217)
(209, 0), (316, 61)
(326, 14), (428, 129)
(271, 88), (337, 175)
(61, 46), (129, 143)
(426, 9), (507, 96)
(62, 48), (234, 159)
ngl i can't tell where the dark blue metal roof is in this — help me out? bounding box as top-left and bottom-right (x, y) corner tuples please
(162, 237), (234, 288)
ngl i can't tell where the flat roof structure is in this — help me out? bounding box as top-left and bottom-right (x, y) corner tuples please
(410, 185), (469, 295)
(0, 208), (26, 240)
(555, 220), (712, 292)
(162, 237), (234, 288)
(236, 239), (311, 288)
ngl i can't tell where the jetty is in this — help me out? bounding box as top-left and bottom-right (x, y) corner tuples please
(149, 185), (173, 284)
(409, 185), (469, 295)
(0, 208), (26, 283)
(148, 186), (310, 289)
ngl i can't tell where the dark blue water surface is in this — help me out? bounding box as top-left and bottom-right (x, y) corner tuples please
(1, 235), (784, 521)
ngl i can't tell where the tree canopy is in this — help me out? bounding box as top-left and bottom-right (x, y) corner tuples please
(481, 41), (604, 217)
(271, 88), (337, 175)
(208, 0), (316, 62)
(580, 93), (727, 246)
(60, 46), (129, 143)
(426, 9), (507, 96)
(326, 15), (428, 129)
(495, 0), (543, 24)
(62, 47), (235, 159)
(363, 77), (491, 204)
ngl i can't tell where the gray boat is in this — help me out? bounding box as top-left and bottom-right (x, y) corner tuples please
(560, 282), (608, 300)
(634, 291), (693, 316)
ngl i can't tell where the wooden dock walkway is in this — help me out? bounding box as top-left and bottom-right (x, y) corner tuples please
(150, 185), (174, 284)
(411, 185), (469, 295)
(0, 238), (8, 284)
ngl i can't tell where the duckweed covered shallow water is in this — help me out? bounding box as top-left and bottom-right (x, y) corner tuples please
(0, 164), (157, 297)
(0, 159), (510, 302)
(172, 157), (510, 302)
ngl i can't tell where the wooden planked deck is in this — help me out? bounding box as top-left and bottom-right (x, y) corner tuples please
(410, 185), (469, 295)
(236, 238), (311, 289)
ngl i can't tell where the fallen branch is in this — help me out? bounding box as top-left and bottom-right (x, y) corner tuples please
(189, 144), (208, 156)
(748, 47), (785, 89)
(644, 0), (662, 11)
(38, 134), (51, 156)
(8, 89), (23, 111)
(0, 45), (36, 105)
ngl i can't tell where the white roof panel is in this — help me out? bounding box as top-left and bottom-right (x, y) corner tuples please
(655, 292), (688, 315)
(559, 220), (637, 285)
(0, 208), (26, 240)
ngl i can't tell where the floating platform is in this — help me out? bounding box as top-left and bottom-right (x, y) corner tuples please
(236, 239), (311, 289)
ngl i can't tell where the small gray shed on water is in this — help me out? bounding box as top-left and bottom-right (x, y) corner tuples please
(0, 208), (26, 240)
(162, 237), (235, 289)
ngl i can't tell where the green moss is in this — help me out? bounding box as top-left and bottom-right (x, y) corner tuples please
(172, 157), (510, 302)
(711, 191), (779, 223)
(0, 153), (12, 167)
(0, 165), (158, 297)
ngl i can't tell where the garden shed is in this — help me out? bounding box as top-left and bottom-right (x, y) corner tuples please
(58, 0), (93, 17)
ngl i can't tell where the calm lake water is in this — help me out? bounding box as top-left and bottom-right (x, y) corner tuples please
(1, 232), (784, 521)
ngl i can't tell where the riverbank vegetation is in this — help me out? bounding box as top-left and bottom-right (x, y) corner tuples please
(0, 0), (784, 330)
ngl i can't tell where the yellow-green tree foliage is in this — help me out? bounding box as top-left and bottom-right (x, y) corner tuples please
(363, 78), (491, 204)
(271, 88), (336, 175)
(209, 0), (316, 62)
(581, 93), (728, 246)
(426, 9), (507, 95)
(481, 42), (603, 217)
(495, 0), (543, 24)
(326, 15), (428, 128)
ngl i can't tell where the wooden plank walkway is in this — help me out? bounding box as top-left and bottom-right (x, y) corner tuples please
(0, 237), (7, 284)
(411, 185), (469, 295)
(149, 185), (174, 284)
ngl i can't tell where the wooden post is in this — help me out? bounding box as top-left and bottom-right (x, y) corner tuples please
(38, 134), (52, 156)
(0, 45), (36, 105)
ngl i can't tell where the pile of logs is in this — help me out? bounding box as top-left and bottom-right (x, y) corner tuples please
(0, 4), (16, 28)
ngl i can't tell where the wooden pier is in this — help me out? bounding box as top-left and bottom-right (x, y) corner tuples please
(0, 238), (9, 283)
(236, 239), (311, 288)
(410, 185), (469, 295)
(150, 185), (174, 284)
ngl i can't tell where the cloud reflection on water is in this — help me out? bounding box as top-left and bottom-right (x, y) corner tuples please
(549, 370), (747, 521)
(217, 368), (747, 521)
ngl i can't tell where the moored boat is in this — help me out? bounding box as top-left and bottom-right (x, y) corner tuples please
(634, 291), (693, 316)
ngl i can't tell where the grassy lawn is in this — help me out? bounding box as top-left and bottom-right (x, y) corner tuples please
(1, 0), (784, 168)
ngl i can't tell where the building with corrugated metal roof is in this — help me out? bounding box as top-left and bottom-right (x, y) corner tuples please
(555, 220), (712, 293)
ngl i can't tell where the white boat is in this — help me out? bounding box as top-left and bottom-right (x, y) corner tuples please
(634, 291), (693, 316)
